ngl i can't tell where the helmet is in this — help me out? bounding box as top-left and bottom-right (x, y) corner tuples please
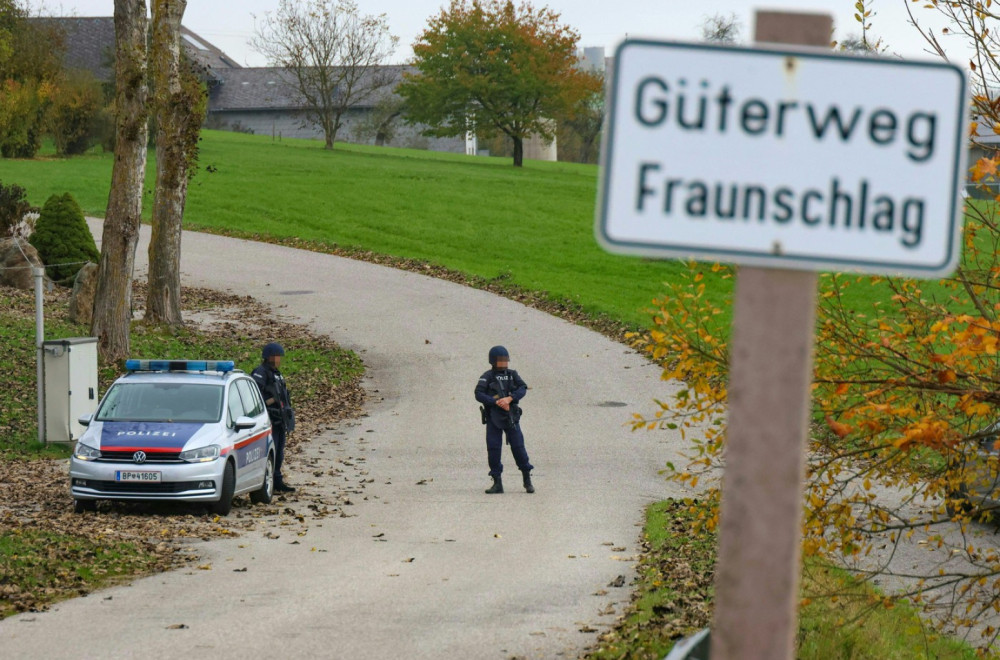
(488, 345), (509, 366)
(262, 342), (285, 360)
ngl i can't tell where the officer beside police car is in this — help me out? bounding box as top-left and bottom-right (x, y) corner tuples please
(252, 342), (296, 493)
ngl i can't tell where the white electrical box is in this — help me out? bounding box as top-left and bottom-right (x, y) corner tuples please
(43, 337), (99, 444)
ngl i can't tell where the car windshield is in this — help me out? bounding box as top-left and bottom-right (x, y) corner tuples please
(95, 382), (224, 423)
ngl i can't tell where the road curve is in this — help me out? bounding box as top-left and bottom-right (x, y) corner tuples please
(1, 220), (686, 659)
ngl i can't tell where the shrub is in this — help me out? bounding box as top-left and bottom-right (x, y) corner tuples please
(0, 78), (46, 158)
(45, 71), (104, 156)
(93, 105), (115, 153)
(0, 180), (35, 237)
(28, 193), (99, 284)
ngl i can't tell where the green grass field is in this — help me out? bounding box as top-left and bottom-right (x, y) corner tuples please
(4, 130), (978, 336)
(0, 131), (720, 330)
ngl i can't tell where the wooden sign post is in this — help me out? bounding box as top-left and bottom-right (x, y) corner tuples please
(711, 14), (828, 660)
(712, 267), (818, 659)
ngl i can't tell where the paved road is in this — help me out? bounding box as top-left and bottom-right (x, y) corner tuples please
(1, 221), (686, 659)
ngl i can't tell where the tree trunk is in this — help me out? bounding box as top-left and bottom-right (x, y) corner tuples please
(512, 136), (524, 167)
(146, 0), (188, 326)
(91, 0), (148, 361)
(324, 115), (335, 149)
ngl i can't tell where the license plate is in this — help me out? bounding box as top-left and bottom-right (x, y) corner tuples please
(116, 470), (162, 483)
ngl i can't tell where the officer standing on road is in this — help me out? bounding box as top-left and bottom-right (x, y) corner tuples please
(475, 345), (534, 494)
(252, 342), (296, 493)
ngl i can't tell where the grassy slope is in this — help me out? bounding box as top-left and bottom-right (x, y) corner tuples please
(0, 131), (720, 330)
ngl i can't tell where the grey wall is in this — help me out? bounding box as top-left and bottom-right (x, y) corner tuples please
(206, 108), (466, 153)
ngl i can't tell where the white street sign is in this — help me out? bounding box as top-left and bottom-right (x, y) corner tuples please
(596, 40), (969, 277)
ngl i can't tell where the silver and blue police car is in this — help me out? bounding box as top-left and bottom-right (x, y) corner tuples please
(70, 359), (275, 516)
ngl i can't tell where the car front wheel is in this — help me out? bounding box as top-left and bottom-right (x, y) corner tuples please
(74, 499), (96, 514)
(250, 451), (274, 505)
(210, 461), (236, 516)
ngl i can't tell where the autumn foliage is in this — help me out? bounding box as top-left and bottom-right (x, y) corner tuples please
(627, 1), (1000, 645)
(398, 0), (599, 166)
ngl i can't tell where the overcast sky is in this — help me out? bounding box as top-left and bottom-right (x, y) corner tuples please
(32, 1), (967, 67)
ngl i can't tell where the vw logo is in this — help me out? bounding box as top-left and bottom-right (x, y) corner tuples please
(133, 451), (147, 464)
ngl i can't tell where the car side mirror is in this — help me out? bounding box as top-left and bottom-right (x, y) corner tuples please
(78, 413), (94, 427)
(234, 416), (256, 431)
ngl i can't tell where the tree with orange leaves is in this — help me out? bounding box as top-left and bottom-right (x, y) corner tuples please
(626, 2), (1000, 646)
(398, 0), (598, 167)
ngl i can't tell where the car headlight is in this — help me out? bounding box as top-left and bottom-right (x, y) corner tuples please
(73, 442), (101, 461)
(179, 445), (221, 463)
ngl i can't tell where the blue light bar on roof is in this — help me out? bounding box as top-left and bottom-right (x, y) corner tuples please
(125, 359), (235, 373)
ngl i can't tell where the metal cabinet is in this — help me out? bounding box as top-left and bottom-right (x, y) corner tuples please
(43, 337), (98, 444)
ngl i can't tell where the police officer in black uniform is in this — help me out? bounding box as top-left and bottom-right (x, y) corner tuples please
(252, 342), (296, 493)
(474, 345), (534, 494)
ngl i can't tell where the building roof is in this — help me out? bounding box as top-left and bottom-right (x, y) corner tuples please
(30, 16), (240, 83)
(181, 26), (243, 76)
(29, 16), (409, 114)
(34, 16), (116, 81)
(208, 67), (301, 111)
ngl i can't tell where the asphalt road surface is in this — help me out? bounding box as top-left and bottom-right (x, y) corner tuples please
(0, 221), (686, 659)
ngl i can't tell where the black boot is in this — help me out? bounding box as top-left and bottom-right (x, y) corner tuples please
(485, 475), (503, 494)
(522, 471), (535, 494)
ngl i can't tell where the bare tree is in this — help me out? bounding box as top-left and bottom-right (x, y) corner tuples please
(146, 0), (204, 325)
(91, 0), (148, 360)
(250, 0), (398, 150)
(700, 12), (742, 44)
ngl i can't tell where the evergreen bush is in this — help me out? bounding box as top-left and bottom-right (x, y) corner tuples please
(28, 193), (99, 284)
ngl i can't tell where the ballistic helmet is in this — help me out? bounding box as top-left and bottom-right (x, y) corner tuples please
(262, 342), (285, 360)
(488, 345), (509, 366)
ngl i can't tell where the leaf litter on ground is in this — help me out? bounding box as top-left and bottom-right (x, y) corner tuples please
(0, 282), (366, 618)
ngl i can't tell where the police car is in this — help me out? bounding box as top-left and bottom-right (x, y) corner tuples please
(70, 360), (275, 516)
